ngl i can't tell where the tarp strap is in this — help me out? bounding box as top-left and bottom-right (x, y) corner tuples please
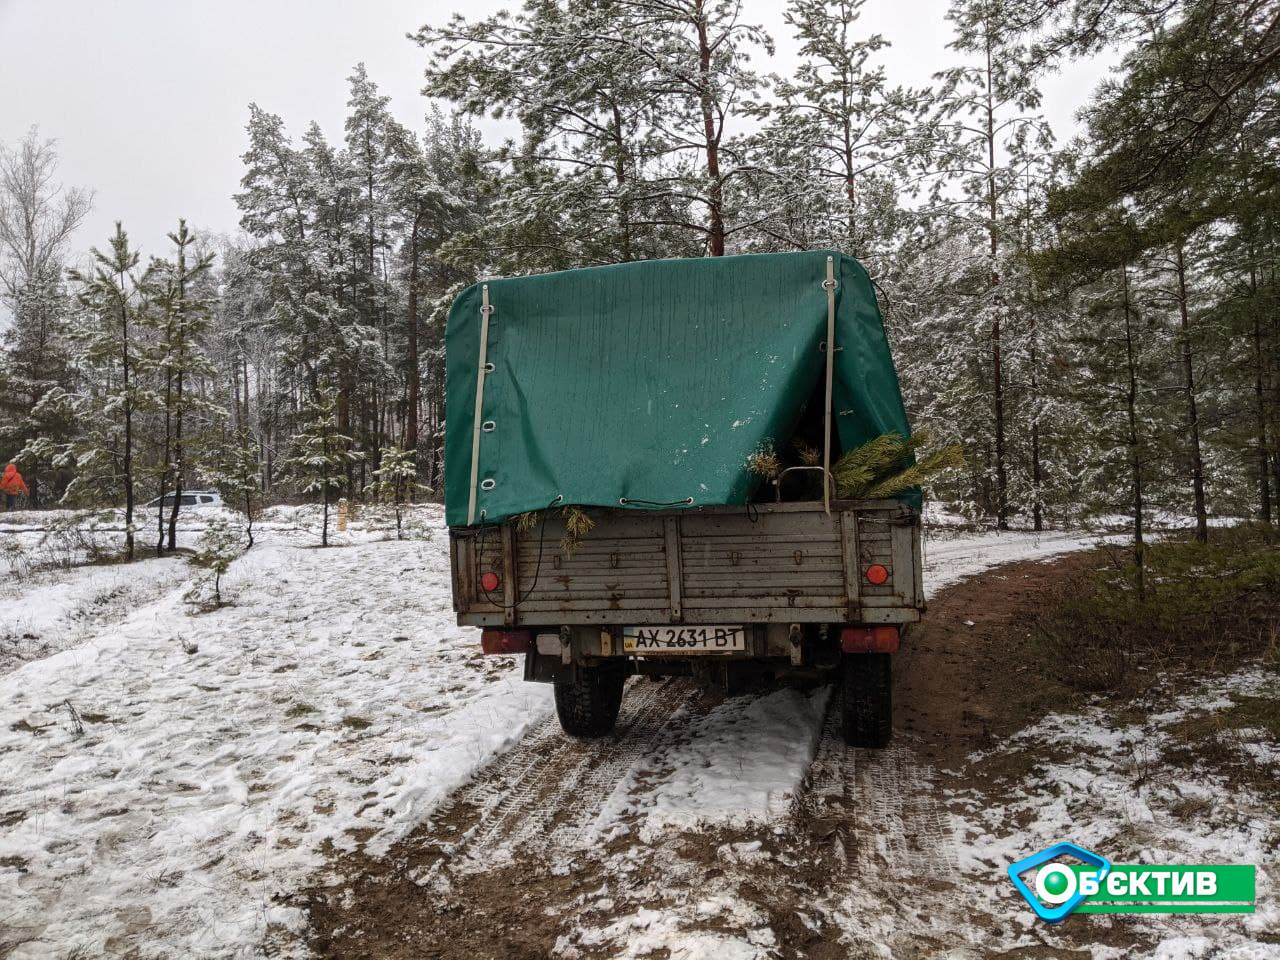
(822, 256), (838, 516)
(466, 284), (494, 525)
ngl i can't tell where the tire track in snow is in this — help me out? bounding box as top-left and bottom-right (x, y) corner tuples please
(419, 677), (701, 879)
(793, 695), (957, 876)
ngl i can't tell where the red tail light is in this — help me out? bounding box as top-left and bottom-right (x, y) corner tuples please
(480, 571), (501, 592)
(841, 625), (900, 654)
(481, 629), (532, 655)
(864, 563), (889, 585)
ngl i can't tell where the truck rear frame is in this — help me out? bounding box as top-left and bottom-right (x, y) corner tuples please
(450, 498), (923, 745)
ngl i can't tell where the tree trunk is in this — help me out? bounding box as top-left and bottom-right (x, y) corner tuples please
(167, 256), (189, 553)
(610, 101), (634, 261)
(695, 3), (726, 257)
(1174, 244), (1208, 542)
(158, 317), (174, 557)
(245, 490), (255, 550)
(984, 28), (1008, 530)
(1248, 261), (1272, 524)
(1121, 266), (1145, 600)
(1026, 197), (1043, 532)
(167, 367), (184, 552)
(120, 281), (135, 561)
(405, 210), (423, 466)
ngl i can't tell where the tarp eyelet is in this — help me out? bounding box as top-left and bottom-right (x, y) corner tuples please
(482, 420), (496, 432)
(480, 478), (496, 491)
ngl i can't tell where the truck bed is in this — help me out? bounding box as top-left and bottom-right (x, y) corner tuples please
(450, 500), (922, 629)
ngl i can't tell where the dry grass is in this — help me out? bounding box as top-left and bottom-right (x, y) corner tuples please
(746, 441), (782, 480)
(1030, 525), (1280, 693)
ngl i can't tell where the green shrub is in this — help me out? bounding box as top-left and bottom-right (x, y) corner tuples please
(1033, 525), (1280, 691)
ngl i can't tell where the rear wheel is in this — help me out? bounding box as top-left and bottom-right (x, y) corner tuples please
(554, 667), (626, 737)
(841, 652), (892, 748)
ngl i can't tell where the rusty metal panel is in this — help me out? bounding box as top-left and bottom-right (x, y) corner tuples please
(912, 524), (925, 606)
(501, 523), (517, 625)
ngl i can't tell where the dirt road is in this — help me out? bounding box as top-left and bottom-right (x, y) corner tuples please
(287, 552), (1063, 958)
(295, 549), (1274, 958)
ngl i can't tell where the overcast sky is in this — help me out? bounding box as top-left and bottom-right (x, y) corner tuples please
(0, 0), (1116, 260)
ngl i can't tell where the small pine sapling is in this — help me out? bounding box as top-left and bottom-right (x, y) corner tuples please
(186, 515), (242, 609)
(365, 446), (431, 539)
(205, 429), (263, 548)
(282, 390), (361, 547)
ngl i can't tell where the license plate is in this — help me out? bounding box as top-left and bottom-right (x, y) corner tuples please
(621, 625), (746, 654)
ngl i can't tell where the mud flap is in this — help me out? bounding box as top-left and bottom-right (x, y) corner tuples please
(524, 649), (569, 684)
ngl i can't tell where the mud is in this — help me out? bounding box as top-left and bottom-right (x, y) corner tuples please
(296, 549), (1150, 959)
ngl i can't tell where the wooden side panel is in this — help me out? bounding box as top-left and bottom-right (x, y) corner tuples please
(891, 523), (914, 604)
(453, 502), (920, 627)
(839, 509), (861, 620)
(664, 517), (683, 621)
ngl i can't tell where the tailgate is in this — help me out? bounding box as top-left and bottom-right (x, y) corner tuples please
(451, 501), (921, 627)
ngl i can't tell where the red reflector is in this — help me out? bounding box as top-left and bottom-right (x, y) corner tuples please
(481, 629), (532, 655)
(480, 571), (501, 592)
(841, 625), (900, 654)
(865, 563), (889, 585)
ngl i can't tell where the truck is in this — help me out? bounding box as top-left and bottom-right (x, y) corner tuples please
(445, 250), (923, 747)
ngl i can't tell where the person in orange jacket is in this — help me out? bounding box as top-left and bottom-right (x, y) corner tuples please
(1, 463), (29, 511)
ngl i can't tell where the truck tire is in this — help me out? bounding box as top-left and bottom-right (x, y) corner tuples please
(554, 667), (626, 737)
(841, 652), (892, 748)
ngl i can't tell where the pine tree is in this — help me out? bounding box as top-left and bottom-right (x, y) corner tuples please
(145, 220), (217, 554)
(186, 515), (241, 609)
(203, 428), (262, 549)
(64, 224), (150, 560)
(748, 0), (926, 265)
(283, 389), (360, 547)
(933, 0), (1053, 528)
(365, 445), (428, 539)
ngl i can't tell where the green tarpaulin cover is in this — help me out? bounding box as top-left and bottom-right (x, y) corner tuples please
(444, 250), (911, 527)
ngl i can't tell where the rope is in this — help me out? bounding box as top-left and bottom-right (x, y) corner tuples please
(618, 496), (694, 508)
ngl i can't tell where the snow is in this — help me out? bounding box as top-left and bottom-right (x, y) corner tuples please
(922, 527), (1107, 594)
(4, 508), (1262, 959)
(593, 686), (831, 837)
(954, 666), (1280, 958)
(0, 506), (553, 959)
(588, 525), (1108, 838)
(0, 557), (190, 673)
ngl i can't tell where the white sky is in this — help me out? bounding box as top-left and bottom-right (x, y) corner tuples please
(0, 0), (1115, 260)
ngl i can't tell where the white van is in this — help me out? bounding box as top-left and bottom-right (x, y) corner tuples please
(144, 490), (223, 509)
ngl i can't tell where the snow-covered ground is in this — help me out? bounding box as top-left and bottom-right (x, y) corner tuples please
(954, 666), (1280, 958)
(0, 557), (190, 674)
(0, 511), (1239, 959)
(0, 506), (552, 959)
(587, 526), (1111, 837)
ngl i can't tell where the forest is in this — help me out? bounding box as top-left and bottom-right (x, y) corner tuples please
(0, 0), (1276, 561)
